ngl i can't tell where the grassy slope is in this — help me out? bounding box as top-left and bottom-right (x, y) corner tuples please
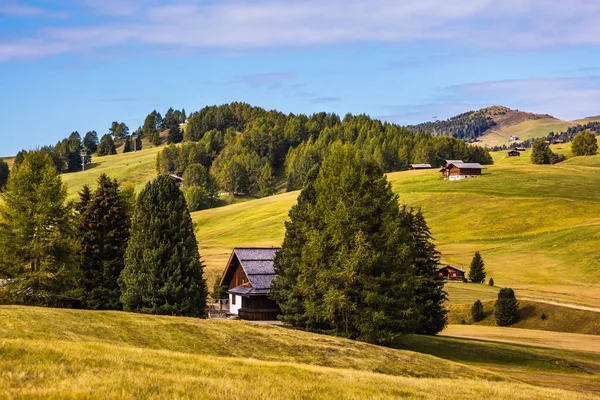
(61, 144), (163, 199)
(479, 116), (600, 147)
(193, 146), (600, 307)
(2, 306), (599, 399)
(447, 299), (600, 335)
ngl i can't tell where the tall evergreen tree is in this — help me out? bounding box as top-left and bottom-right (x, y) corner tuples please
(75, 184), (92, 214)
(0, 151), (76, 306)
(0, 159), (9, 190)
(83, 131), (99, 153)
(270, 165), (320, 328)
(471, 299), (484, 322)
(494, 288), (518, 326)
(167, 125), (183, 144)
(270, 144), (420, 344)
(77, 175), (130, 309)
(406, 208), (447, 334)
(119, 175), (207, 316)
(469, 252), (486, 283)
(98, 134), (117, 156)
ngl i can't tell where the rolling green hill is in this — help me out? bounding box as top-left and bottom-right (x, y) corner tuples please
(2, 306), (599, 399)
(193, 147), (600, 308)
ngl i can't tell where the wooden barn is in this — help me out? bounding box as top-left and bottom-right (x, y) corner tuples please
(508, 150), (520, 157)
(219, 248), (281, 321)
(437, 265), (466, 282)
(439, 161), (483, 181)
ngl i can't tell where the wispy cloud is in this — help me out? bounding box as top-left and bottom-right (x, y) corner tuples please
(2, 0), (600, 62)
(381, 76), (600, 123)
(0, 1), (67, 18)
(232, 72), (296, 89)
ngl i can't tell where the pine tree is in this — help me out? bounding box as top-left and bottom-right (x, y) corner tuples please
(167, 125), (183, 144)
(257, 163), (275, 197)
(270, 144), (420, 344)
(494, 288), (518, 326)
(98, 134), (117, 156)
(123, 136), (133, 153)
(0, 151), (76, 306)
(119, 175), (207, 316)
(406, 207), (447, 334)
(77, 175), (130, 310)
(469, 252), (486, 283)
(83, 131), (99, 153)
(75, 184), (92, 214)
(0, 159), (9, 190)
(471, 299), (484, 322)
(270, 165), (319, 328)
(488, 277), (495, 287)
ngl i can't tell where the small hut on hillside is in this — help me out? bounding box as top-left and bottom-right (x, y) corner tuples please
(219, 248), (281, 321)
(436, 265), (467, 282)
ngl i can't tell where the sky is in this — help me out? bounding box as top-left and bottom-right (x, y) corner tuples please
(1, 0), (600, 156)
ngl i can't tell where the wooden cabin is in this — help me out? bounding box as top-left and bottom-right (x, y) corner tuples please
(437, 265), (466, 282)
(411, 164), (432, 170)
(219, 248), (281, 321)
(515, 147), (526, 151)
(508, 150), (520, 157)
(439, 162), (483, 181)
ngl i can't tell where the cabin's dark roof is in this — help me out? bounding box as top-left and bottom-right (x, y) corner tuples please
(437, 265), (466, 273)
(449, 162), (484, 170)
(224, 248), (279, 296)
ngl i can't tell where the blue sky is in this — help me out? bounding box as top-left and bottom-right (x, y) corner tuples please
(1, 0), (600, 156)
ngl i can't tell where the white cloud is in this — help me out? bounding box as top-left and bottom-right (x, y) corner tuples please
(2, 0), (600, 62)
(383, 76), (600, 123)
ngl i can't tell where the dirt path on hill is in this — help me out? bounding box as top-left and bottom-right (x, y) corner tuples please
(519, 297), (600, 313)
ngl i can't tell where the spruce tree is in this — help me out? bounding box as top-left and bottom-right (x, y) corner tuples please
(77, 175), (130, 309)
(469, 252), (486, 283)
(0, 151), (76, 305)
(167, 125), (183, 144)
(75, 184), (92, 214)
(0, 159), (9, 190)
(119, 175), (207, 316)
(494, 288), (518, 326)
(98, 134), (117, 156)
(471, 299), (484, 322)
(271, 144), (419, 344)
(488, 277), (494, 287)
(270, 165), (320, 328)
(406, 207), (447, 334)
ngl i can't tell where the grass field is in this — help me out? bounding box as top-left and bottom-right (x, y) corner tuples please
(2, 306), (599, 399)
(478, 116), (600, 147)
(193, 148), (600, 307)
(447, 300), (600, 335)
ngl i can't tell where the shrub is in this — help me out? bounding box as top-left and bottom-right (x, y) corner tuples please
(488, 277), (494, 287)
(541, 313), (548, 320)
(494, 288), (518, 326)
(471, 299), (484, 322)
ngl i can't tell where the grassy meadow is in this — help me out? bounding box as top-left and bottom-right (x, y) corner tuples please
(193, 147), (600, 307)
(2, 306), (600, 399)
(447, 300), (600, 335)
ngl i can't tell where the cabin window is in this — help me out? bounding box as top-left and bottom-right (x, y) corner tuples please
(232, 295), (236, 305)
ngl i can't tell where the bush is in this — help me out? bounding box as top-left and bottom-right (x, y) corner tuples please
(541, 313), (548, 320)
(185, 186), (214, 212)
(488, 277), (494, 286)
(471, 299), (484, 322)
(572, 130), (598, 156)
(494, 288), (518, 326)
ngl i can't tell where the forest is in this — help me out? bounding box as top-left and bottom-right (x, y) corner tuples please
(11, 103), (493, 207)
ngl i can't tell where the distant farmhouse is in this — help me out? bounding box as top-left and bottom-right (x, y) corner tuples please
(515, 147), (527, 152)
(508, 150), (520, 157)
(439, 160), (484, 181)
(220, 248), (280, 321)
(509, 136), (519, 141)
(411, 164), (432, 170)
(436, 265), (466, 282)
